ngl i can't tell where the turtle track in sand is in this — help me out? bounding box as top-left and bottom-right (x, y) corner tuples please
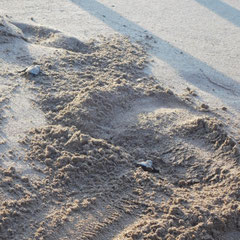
(0, 17), (47, 179)
(0, 17), (46, 180)
(0, 19), (240, 240)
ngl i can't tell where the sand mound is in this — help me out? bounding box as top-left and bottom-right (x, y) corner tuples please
(42, 33), (90, 53)
(12, 22), (90, 52)
(0, 17), (25, 43)
(1, 20), (240, 240)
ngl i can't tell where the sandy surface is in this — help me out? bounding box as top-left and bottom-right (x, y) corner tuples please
(0, 1), (240, 239)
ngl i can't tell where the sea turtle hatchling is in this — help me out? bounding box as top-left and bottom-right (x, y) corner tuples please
(136, 160), (160, 174)
(18, 65), (41, 76)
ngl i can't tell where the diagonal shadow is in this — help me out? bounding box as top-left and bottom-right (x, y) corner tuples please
(195, 0), (240, 28)
(69, 0), (240, 99)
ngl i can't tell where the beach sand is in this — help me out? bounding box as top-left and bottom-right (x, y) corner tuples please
(0, 1), (240, 239)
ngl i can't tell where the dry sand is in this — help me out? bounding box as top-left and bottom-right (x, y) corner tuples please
(0, 16), (240, 240)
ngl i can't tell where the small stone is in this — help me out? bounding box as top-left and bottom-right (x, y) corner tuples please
(190, 90), (197, 96)
(166, 89), (173, 95)
(222, 106), (227, 111)
(201, 103), (209, 109)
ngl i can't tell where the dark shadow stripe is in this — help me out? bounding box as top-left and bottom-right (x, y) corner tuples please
(69, 0), (240, 97)
(195, 0), (240, 28)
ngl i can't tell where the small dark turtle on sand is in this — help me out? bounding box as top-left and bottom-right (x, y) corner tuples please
(136, 160), (159, 173)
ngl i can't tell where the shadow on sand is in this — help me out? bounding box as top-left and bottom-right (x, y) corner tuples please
(69, 0), (240, 99)
(195, 0), (240, 28)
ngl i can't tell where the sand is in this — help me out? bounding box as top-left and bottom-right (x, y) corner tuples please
(0, 10), (240, 240)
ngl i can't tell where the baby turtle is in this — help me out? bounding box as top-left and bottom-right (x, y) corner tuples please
(18, 65), (41, 76)
(136, 160), (159, 173)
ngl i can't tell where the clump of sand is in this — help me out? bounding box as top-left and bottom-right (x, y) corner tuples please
(0, 17), (240, 240)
